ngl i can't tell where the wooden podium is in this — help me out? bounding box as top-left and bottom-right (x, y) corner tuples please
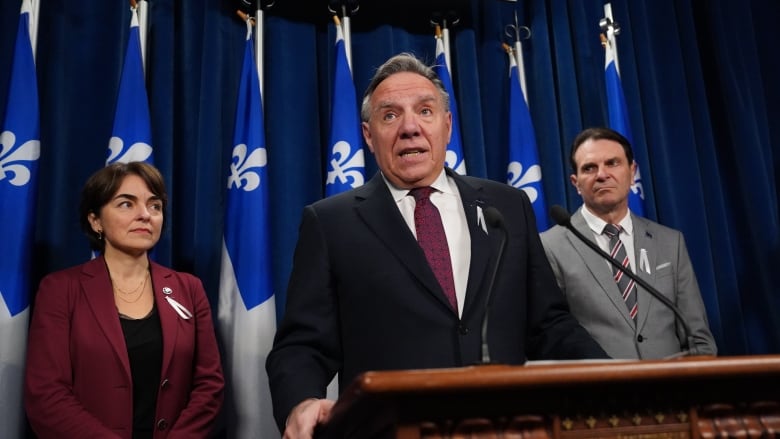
(317, 355), (780, 439)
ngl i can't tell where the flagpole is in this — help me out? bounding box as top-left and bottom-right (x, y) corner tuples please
(430, 11), (459, 77)
(254, 8), (264, 97)
(333, 15), (349, 72)
(601, 3), (620, 75)
(328, 2), (358, 71)
(341, 6), (352, 70)
(30, 0), (39, 60)
(505, 11), (530, 105)
(137, 0), (149, 73)
(442, 21), (451, 71)
(237, 3), (266, 103)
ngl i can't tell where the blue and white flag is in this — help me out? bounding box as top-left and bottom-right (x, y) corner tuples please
(604, 33), (645, 216)
(0, 1), (39, 437)
(218, 21), (277, 439)
(434, 36), (466, 175)
(325, 20), (364, 196)
(506, 50), (548, 231)
(107, 8), (153, 164)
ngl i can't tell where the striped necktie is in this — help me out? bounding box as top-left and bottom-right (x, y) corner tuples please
(603, 223), (638, 321)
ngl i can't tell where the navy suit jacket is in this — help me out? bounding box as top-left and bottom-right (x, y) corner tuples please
(266, 170), (607, 430)
(25, 256), (224, 439)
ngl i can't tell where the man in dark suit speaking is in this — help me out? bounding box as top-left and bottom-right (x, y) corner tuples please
(266, 53), (607, 438)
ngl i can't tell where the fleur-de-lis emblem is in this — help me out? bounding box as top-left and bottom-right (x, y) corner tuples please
(107, 136), (153, 164)
(228, 143), (267, 191)
(631, 167), (644, 199)
(326, 141), (364, 187)
(0, 130), (40, 187)
(507, 161), (542, 202)
(445, 149), (466, 175)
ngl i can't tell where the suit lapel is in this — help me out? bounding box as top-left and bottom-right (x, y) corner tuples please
(631, 215), (657, 332)
(355, 174), (452, 311)
(354, 171), (495, 315)
(449, 172), (491, 316)
(151, 262), (178, 376)
(81, 256), (132, 380)
(570, 210), (635, 327)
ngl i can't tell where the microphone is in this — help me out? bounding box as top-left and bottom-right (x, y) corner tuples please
(480, 206), (508, 364)
(549, 205), (699, 357)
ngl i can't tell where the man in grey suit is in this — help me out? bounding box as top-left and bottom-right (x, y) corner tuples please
(540, 127), (716, 360)
(267, 54), (608, 438)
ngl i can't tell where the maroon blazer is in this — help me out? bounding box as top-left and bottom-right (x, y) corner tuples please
(25, 256), (224, 439)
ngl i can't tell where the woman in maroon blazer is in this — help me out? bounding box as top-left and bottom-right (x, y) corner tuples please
(25, 162), (224, 439)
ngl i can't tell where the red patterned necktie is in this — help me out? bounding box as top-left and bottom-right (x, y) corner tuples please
(603, 223), (638, 321)
(410, 187), (458, 312)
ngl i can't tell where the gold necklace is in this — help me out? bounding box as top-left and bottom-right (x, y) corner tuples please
(111, 271), (148, 295)
(111, 271), (149, 303)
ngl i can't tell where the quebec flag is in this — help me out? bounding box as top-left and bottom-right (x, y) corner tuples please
(107, 8), (153, 164)
(0, 0), (39, 437)
(218, 21), (277, 439)
(604, 35), (644, 216)
(324, 21), (364, 196)
(434, 36), (466, 175)
(506, 50), (548, 231)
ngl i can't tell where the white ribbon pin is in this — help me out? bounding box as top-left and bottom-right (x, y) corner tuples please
(476, 206), (487, 234)
(163, 287), (193, 320)
(639, 249), (651, 274)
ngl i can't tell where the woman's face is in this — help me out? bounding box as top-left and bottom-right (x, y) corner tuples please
(88, 174), (163, 257)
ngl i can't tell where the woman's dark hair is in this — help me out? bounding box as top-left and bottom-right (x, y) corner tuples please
(79, 162), (168, 251)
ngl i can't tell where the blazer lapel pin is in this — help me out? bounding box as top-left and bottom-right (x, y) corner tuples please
(639, 248), (651, 274)
(163, 287), (193, 319)
(476, 201), (487, 234)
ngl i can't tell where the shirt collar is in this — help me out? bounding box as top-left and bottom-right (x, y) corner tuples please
(580, 205), (634, 236)
(383, 169), (452, 202)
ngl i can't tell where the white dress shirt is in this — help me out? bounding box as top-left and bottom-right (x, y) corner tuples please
(384, 170), (470, 317)
(580, 206), (636, 273)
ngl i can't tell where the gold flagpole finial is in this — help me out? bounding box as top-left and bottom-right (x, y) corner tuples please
(599, 33), (608, 48)
(236, 10), (255, 24)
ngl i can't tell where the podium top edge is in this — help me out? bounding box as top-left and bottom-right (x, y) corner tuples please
(348, 354), (780, 394)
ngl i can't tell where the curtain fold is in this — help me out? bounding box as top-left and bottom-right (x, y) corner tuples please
(2, 0), (778, 371)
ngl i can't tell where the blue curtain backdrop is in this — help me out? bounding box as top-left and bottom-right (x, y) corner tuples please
(1, 0), (778, 368)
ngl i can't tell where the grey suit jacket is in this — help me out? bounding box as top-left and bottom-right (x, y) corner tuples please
(540, 207), (716, 359)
